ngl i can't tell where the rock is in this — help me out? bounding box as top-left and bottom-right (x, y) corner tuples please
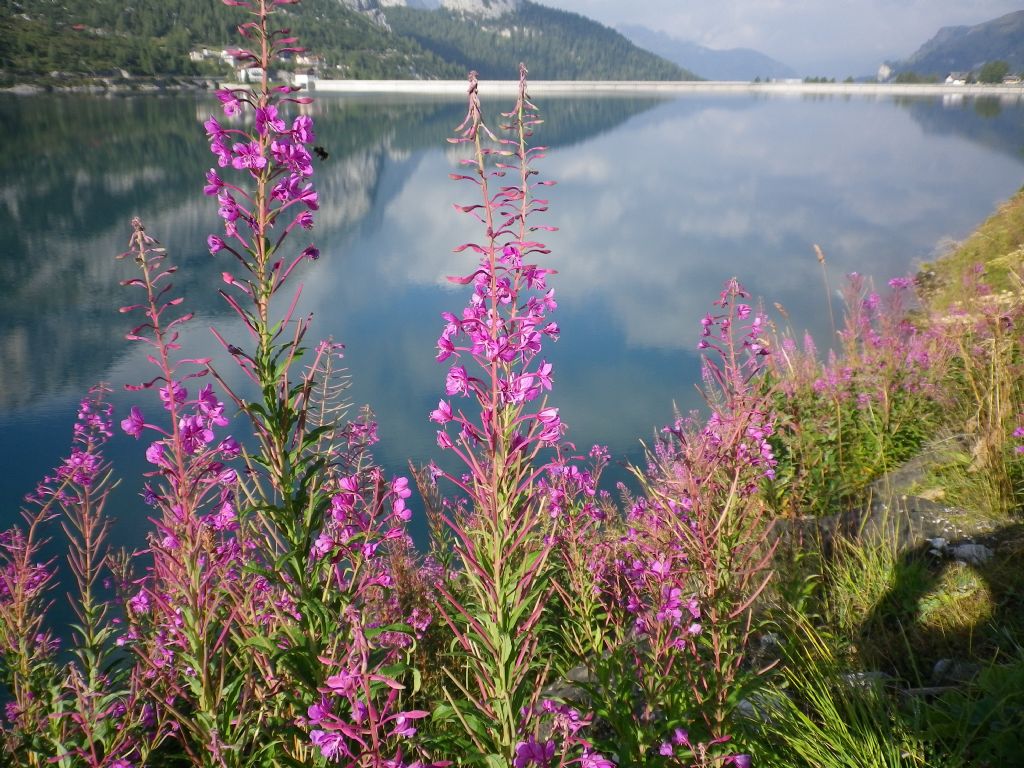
(736, 689), (788, 723)
(6, 84), (44, 95)
(950, 542), (994, 565)
(932, 658), (983, 685)
(441, 0), (521, 18)
(840, 670), (888, 689)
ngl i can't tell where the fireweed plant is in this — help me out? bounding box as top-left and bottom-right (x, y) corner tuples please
(639, 281), (777, 742)
(938, 266), (1024, 514)
(425, 67), (610, 767)
(117, 220), (284, 767)
(191, 0), (431, 764)
(765, 274), (950, 518)
(553, 282), (767, 766)
(0, 1), (888, 765)
(0, 388), (161, 767)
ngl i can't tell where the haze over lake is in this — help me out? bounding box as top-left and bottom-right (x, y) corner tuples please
(2, 89), (1023, 544)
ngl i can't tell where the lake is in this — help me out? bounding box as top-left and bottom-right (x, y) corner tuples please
(2, 88), (1023, 547)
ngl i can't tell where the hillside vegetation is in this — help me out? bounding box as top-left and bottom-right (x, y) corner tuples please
(0, 0), (687, 82)
(0, 0), (458, 80)
(894, 9), (1024, 77)
(387, 2), (695, 80)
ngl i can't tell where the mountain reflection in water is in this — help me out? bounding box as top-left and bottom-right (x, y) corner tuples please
(1, 90), (1023, 546)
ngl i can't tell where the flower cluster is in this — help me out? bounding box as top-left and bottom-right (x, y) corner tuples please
(26, 388), (114, 505)
(513, 701), (613, 768)
(431, 70), (565, 493)
(119, 220), (240, 521)
(766, 272), (952, 516)
(203, 42), (319, 310)
(307, 620), (433, 766)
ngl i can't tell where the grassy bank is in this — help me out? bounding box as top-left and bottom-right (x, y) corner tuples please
(735, 190), (1024, 766)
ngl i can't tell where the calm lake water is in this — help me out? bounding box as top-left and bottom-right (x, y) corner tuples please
(2, 89), (1024, 546)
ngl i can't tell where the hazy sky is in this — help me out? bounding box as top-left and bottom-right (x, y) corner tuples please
(540, 0), (1023, 76)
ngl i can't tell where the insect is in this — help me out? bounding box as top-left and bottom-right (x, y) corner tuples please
(313, 145), (329, 161)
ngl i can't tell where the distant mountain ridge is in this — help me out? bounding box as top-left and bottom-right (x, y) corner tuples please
(0, 0), (460, 79)
(385, 2), (696, 81)
(440, 0), (522, 18)
(617, 24), (795, 81)
(893, 10), (1024, 76)
(1, 0), (690, 81)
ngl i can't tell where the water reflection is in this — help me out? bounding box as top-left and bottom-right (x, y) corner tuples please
(898, 94), (1024, 161)
(2, 91), (1024, 544)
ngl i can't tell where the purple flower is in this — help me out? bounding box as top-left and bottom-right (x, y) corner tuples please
(310, 729), (347, 760)
(217, 191), (241, 224)
(271, 139), (313, 177)
(128, 590), (150, 615)
(203, 168), (224, 196)
(298, 185), (319, 210)
(312, 532), (335, 558)
(513, 736), (555, 768)
(159, 380), (187, 410)
(888, 276), (913, 290)
(446, 366), (470, 396)
(204, 116), (226, 140)
(430, 400), (453, 425)
(389, 713), (418, 739)
(179, 414), (215, 455)
(579, 751), (615, 768)
(231, 141), (268, 171)
(324, 667), (358, 697)
(255, 104), (286, 136)
(215, 90), (241, 116)
(210, 501), (238, 531)
(198, 384), (229, 426)
(121, 406), (145, 438)
(145, 442), (167, 467)
(292, 114), (316, 144)
(210, 136), (232, 167)
(142, 484), (160, 506)
(219, 436), (241, 458)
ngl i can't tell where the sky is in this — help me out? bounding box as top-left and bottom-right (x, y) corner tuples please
(539, 0), (1024, 77)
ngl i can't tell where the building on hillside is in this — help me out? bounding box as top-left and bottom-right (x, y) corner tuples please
(945, 72), (968, 85)
(293, 68), (318, 90)
(238, 66), (265, 83)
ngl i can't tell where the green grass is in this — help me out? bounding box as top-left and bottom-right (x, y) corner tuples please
(919, 188), (1024, 311)
(746, 188), (1024, 766)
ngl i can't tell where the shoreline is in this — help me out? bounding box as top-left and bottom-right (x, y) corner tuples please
(6, 78), (1024, 99)
(302, 79), (1024, 98)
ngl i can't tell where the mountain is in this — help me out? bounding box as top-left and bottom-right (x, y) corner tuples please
(617, 24), (794, 81)
(0, 0), (690, 82)
(893, 10), (1024, 76)
(385, 1), (695, 80)
(0, 0), (461, 80)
